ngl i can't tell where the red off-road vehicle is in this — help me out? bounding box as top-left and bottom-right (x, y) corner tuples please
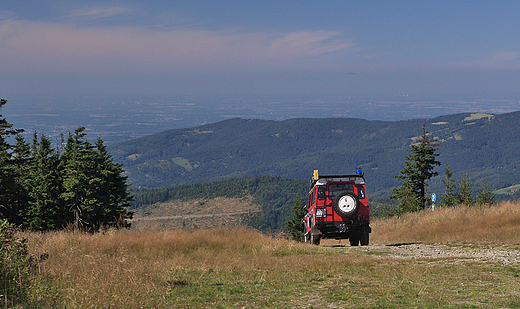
(303, 169), (371, 246)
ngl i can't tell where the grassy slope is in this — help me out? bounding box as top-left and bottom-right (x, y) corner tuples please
(494, 184), (520, 195)
(372, 201), (520, 244)
(23, 201), (520, 308)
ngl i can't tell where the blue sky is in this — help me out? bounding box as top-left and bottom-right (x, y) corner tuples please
(1, 1), (520, 99)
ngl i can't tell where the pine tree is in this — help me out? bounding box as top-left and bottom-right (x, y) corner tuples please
(60, 127), (132, 231)
(285, 199), (306, 241)
(390, 124), (441, 212)
(457, 176), (474, 206)
(391, 180), (422, 215)
(60, 127), (94, 230)
(475, 176), (496, 206)
(440, 165), (457, 207)
(0, 99), (24, 223)
(90, 137), (133, 229)
(23, 133), (66, 231)
(10, 134), (32, 225)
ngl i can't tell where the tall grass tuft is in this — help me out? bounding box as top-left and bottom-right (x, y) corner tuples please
(372, 200), (520, 244)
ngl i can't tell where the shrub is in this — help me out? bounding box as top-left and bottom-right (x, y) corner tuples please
(285, 200), (306, 241)
(0, 219), (31, 306)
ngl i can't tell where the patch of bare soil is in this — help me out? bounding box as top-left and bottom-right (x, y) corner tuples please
(130, 196), (261, 231)
(133, 196), (260, 218)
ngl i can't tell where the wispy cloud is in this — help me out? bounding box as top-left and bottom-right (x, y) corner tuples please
(0, 17), (356, 76)
(67, 7), (133, 20)
(491, 51), (520, 62)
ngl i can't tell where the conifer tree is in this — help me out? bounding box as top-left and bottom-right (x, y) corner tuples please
(24, 133), (65, 231)
(60, 127), (132, 231)
(10, 135), (32, 225)
(0, 99), (24, 223)
(60, 127), (94, 230)
(90, 137), (133, 229)
(391, 125), (441, 212)
(391, 180), (422, 215)
(475, 176), (496, 206)
(440, 165), (457, 207)
(457, 176), (474, 206)
(285, 199), (306, 241)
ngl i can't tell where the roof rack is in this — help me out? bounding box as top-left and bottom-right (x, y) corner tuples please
(312, 169), (365, 184)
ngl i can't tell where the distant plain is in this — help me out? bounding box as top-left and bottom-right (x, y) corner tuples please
(4, 94), (519, 144)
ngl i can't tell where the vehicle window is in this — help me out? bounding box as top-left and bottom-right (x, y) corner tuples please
(328, 183), (353, 199)
(310, 187), (316, 205)
(356, 185), (365, 199)
(317, 186), (325, 200)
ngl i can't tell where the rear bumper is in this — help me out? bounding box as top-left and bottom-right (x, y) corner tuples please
(315, 219), (371, 239)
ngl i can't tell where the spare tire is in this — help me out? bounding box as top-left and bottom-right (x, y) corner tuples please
(332, 190), (360, 217)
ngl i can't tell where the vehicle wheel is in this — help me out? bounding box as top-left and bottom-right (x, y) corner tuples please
(332, 191), (360, 217)
(309, 218), (321, 245)
(360, 233), (369, 246)
(349, 234), (359, 246)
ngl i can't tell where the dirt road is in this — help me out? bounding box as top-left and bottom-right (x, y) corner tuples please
(352, 243), (520, 265)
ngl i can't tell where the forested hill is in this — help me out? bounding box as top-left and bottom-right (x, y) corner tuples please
(109, 111), (520, 196)
(131, 175), (309, 232)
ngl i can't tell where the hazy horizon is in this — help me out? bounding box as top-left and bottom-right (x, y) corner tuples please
(2, 2), (520, 142)
(2, 1), (520, 99)
(2, 93), (519, 145)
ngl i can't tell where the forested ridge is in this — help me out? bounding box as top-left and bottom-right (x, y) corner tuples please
(110, 111), (520, 196)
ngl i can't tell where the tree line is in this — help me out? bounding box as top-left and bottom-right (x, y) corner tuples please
(0, 99), (132, 232)
(389, 124), (496, 215)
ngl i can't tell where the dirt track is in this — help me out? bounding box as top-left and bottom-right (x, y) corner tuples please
(350, 243), (520, 265)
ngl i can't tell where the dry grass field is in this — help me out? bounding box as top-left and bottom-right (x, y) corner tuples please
(371, 201), (520, 244)
(14, 201), (520, 308)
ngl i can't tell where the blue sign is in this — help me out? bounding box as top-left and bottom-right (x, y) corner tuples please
(431, 193), (437, 203)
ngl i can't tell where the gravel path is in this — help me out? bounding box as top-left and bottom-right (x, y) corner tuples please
(351, 243), (520, 265)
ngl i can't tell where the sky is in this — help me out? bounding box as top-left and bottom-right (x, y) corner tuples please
(1, 1), (520, 99)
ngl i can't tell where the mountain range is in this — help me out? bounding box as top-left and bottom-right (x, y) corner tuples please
(109, 111), (520, 197)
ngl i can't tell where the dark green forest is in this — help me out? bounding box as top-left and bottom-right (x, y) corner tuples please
(110, 112), (520, 197)
(0, 99), (132, 232)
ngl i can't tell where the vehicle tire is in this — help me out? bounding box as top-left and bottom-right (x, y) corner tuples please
(309, 217), (321, 245)
(360, 233), (369, 246)
(332, 190), (360, 217)
(349, 234), (359, 246)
